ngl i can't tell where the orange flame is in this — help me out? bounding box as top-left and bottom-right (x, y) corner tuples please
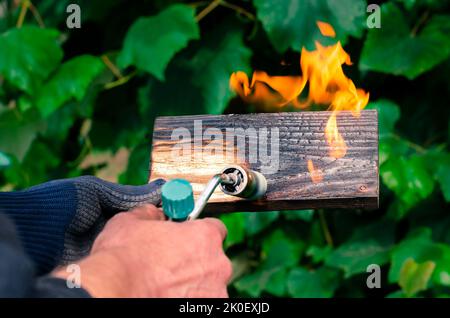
(325, 112), (347, 158)
(230, 21), (369, 160)
(317, 21), (336, 38)
(307, 159), (323, 183)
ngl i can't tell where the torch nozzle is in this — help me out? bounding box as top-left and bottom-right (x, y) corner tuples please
(218, 165), (267, 200)
(218, 173), (236, 185)
(187, 165), (267, 220)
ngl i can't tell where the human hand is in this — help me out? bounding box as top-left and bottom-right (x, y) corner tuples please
(53, 204), (232, 298)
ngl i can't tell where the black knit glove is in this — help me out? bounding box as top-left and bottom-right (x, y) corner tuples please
(0, 176), (165, 274)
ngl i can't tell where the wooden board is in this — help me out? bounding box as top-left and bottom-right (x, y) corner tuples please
(149, 111), (378, 213)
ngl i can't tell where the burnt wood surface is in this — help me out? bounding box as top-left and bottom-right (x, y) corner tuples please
(149, 111), (379, 213)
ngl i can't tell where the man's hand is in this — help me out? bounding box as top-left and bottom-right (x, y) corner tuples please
(53, 204), (232, 298)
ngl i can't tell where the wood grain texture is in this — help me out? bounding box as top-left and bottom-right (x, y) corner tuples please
(149, 111), (379, 213)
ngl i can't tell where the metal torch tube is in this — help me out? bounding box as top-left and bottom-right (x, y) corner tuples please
(187, 174), (234, 221)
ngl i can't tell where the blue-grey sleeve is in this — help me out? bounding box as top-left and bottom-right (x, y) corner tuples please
(0, 213), (91, 298)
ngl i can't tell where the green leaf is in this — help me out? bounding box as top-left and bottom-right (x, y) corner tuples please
(138, 56), (206, 118)
(0, 151), (10, 168)
(234, 267), (285, 297)
(396, 0), (417, 10)
(42, 88), (97, 143)
(262, 229), (305, 268)
(395, 0), (448, 11)
(399, 258), (435, 297)
(389, 228), (450, 287)
(3, 139), (60, 188)
(416, 147), (450, 202)
(187, 29), (252, 114)
(366, 99), (400, 137)
(360, 3), (450, 79)
(326, 240), (391, 278)
(306, 245), (333, 265)
(35, 55), (105, 117)
(386, 290), (406, 298)
(234, 257), (291, 297)
(381, 154), (435, 217)
(325, 221), (394, 277)
(118, 4), (200, 80)
(283, 209), (315, 222)
(435, 154), (450, 202)
(0, 26), (63, 94)
(264, 269), (288, 297)
(18, 96), (33, 112)
(287, 266), (341, 298)
(0, 110), (46, 161)
(118, 143), (150, 185)
(378, 135), (410, 166)
(253, 0), (367, 52)
(374, 101), (422, 169)
(244, 211), (279, 235)
(234, 229), (304, 297)
(220, 213), (246, 248)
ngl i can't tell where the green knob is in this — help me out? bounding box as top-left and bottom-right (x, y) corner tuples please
(161, 179), (194, 221)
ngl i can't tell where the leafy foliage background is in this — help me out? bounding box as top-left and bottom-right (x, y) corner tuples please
(1, 0), (450, 297)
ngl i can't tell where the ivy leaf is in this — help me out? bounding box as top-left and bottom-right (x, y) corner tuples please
(287, 266), (341, 298)
(410, 147), (450, 202)
(0, 110), (46, 161)
(264, 269), (288, 297)
(244, 211), (279, 235)
(220, 213), (246, 248)
(262, 229), (305, 268)
(234, 229), (304, 297)
(35, 55), (105, 117)
(187, 29), (252, 114)
(325, 221), (394, 277)
(138, 54), (206, 119)
(282, 209), (315, 222)
(395, 0), (446, 10)
(253, 0), (367, 52)
(0, 26), (63, 94)
(234, 265), (290, 297)
(3, 140), (60, 189)
(389, 228), (450, 288)
(381, 154), (434, 217)
(434, 154), (450, 202)
(42, 86), (98, 143)
(234, 267), (281, 297)
(118, 4), (200, 81)
(366, 99), (403, 166)
(119, 142), (151, 185)
(0, 151), (10, 168)
(366, 99), (400, 137)
(326, 240), (391, 278)
(360, 3), (450, 79)
(399, 258), (435, 297)
(386, 290), (406, 298)
(306, 245), (333, 265)
(378, 135), (410, 166)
